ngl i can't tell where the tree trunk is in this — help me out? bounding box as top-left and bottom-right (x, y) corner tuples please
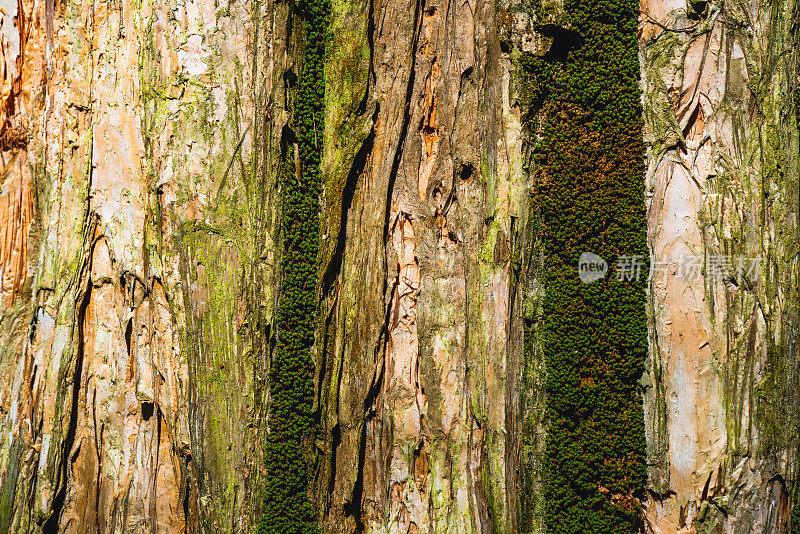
(0, 0), (796, 532)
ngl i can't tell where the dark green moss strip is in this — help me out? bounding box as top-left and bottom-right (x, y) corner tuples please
(792, 24), (800, 533)
(521, 0), (648, 531)
(259, 2), (328, 533)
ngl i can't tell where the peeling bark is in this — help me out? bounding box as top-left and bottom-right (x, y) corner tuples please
(0, 0), (288, 530)
(639, 1), (800, 532)
(317, 1), (528, 532)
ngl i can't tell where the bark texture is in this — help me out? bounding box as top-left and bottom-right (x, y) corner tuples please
(0, 0), (285, 530)
(317, 1), (526, 532)
(639, 0), (800, 532)
(0, 0), (796, 532)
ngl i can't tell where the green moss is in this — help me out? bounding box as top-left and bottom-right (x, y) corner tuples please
(259, 1), (329, 533)
(519, 0), (648, 532)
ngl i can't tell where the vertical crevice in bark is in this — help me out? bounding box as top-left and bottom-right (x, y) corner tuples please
(149, 406), (161, 534)
(342, 407), (367, 532)
(322, 124), (376, 295)
(44, 275), (92, 533)
(180, 446), (199, 534)
(382, 0), (424, 248)
(356, 0), (376, 116)
(343, 278), (392, 531)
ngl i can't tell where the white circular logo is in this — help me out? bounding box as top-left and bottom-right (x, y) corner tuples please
(578, 252), (607, 283)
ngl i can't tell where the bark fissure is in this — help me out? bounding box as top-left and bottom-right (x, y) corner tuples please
(382, 0), (425, 248)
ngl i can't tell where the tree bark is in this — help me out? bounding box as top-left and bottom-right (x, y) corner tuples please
(0, 0), (796, 532)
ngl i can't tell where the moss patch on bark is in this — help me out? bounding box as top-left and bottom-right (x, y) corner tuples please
(259, 1), (328, 533)
(520, 0), (648, 531)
